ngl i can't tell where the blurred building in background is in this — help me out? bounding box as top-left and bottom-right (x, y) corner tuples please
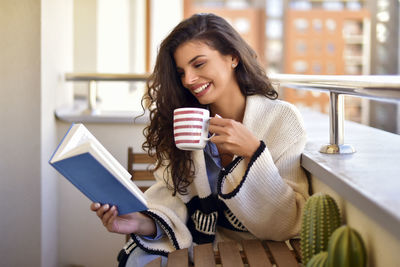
(73, 0), (399, 133)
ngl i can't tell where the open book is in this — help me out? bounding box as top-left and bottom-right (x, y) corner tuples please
(49, 123), (148, 215)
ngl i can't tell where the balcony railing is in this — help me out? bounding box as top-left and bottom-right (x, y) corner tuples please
(64, 73), (400, 154)
(65, 72), (150, 115)
(268, 74), (400, 154)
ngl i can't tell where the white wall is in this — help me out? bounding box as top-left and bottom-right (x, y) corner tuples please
(73, 0), (97, 98)
(41, 0), (73, 266)
(0, 0), (72, 266)
(74, 0), (97, 73)
(0, 1), (42, 266)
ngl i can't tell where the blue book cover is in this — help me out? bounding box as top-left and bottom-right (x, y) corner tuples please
(49, 124), (148, 215)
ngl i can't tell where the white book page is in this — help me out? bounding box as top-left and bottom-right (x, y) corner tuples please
(51, 124), (92, 163)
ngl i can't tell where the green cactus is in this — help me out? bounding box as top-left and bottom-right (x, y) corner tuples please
(307, 251), (328, 267)
(326, 225), (366, 267)
(300, 193), (341, 265)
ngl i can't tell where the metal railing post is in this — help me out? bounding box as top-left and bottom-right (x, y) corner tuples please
(320, 92), (355, 154)
(82, 80), (99, 115)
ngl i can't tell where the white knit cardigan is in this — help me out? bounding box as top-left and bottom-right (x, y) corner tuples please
(120, 95), (309, 262)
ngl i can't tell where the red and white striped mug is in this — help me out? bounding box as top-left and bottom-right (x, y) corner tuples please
(173, 107), (213, 150)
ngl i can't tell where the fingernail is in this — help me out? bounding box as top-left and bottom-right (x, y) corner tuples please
(104, 204), (109, 209)
(215, 114), (222, 118)
(94, 203), (100, 208)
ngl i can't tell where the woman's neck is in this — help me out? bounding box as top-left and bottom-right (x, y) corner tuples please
(210, 91), (246, 122)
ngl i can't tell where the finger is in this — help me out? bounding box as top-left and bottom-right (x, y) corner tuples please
(210, 134), (225, 144)
(90, 202), (101, 211)
(208, 124), (226, 135)
(209, 116), (226, 126)
(102, 206), (116, 226)
(96, 204), (110, 218)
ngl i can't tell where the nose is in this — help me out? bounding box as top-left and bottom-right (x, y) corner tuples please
(182, 69), (198, 86)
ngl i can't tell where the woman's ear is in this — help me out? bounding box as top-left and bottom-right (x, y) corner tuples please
(232, 56), (239, 66)
(231, 56), (239, 68)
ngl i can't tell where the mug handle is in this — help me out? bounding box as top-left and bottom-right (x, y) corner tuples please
(204, 114), (221, 141)
(204, 133), (215, 141)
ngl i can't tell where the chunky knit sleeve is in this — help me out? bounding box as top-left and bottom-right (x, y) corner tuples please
(130, 167), (193, 256)
(217, 97), (309, 241)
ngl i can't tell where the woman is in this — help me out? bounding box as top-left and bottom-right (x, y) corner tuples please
(91, 13), (309, 267)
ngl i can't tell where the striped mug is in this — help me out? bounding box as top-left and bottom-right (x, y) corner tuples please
(173, 107), (213, 150)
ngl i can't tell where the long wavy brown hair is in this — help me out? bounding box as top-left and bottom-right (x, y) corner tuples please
(141, 13), (277, 196)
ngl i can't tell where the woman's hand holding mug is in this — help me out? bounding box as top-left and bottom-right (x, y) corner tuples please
(208, 116), (260, 159)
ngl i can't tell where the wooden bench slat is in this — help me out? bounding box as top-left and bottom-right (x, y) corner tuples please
(218, 241), (244, 267)
(167, 248), (189, 267)
(264, 241), (300, 267)
(144, 256), (162, 267)
(289, 239), (302, 263)
(132, 170), (155, 180)
(242, 240), (273, 267)
(194, 243), (216, 267)
(143, 239), (302, 267)
(132, 152), (156, 163)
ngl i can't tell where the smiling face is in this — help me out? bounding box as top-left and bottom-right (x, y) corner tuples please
(173, 40), (240, 106)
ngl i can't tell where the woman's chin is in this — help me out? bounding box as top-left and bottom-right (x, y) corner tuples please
(195, 95), (213, 105)
(194, 89), (213, 104)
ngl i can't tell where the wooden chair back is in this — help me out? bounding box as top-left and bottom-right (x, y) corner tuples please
(127, 147), (156, 192)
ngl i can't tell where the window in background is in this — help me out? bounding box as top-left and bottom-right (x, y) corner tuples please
(96, 0), (146, 111)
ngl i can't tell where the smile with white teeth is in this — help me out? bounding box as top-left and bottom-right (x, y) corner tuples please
(193, 83), (210, 94)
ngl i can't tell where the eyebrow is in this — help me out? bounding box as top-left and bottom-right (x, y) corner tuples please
(188, 55), (206, 64)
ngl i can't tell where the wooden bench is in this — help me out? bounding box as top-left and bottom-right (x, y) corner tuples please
(127, 147), (156, 192)
(144, 239), (302, 267)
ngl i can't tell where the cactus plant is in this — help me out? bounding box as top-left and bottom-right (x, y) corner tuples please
(307, 251), (328, 267)
(300, 193), (341, 265)
(326, 225), (366, 267)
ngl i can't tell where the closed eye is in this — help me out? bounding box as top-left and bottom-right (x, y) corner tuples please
(194, 62), (204, 68)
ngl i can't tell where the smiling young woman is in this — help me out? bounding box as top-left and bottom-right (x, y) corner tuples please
(90, 13), (309, 267)
(174, 40), (241, 107)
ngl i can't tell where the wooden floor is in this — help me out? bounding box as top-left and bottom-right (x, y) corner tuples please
(145, 239), (302, 267)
